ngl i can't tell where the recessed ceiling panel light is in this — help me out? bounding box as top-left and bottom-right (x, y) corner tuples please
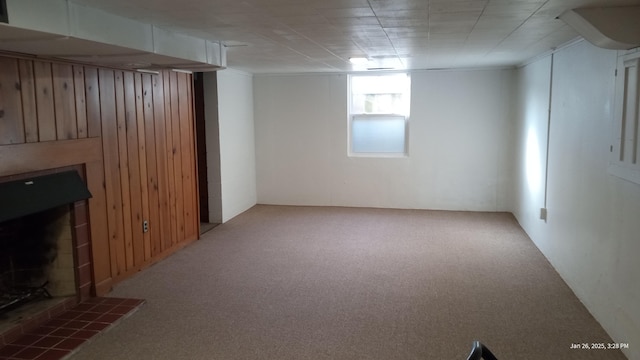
(349, 57), (369, 65)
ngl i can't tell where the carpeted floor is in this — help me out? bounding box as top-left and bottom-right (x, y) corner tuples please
(69, 205), (627, 360)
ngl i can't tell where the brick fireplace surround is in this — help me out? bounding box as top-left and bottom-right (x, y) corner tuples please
(0, 166), (93, 347)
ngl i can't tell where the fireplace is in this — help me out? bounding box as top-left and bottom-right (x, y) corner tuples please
(0, 166), (93, 345)
(0, 206), (75, 311)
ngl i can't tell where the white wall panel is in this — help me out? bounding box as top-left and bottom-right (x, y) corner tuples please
(254, 69), (514, 211)
(217, 69), (257, 222)
(513, 56), (552, 242)
(513, 40), (639, 360)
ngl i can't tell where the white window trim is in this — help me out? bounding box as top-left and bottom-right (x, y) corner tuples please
(608, 49), (640, 185)
(347, 73), (410, 158)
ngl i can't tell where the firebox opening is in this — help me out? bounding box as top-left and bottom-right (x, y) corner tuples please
(0, 205), (77, 318)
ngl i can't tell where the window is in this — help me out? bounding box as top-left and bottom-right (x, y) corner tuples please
(609, 50), (640, 185)
(349, 73), (410, 156)
(0, 0), (7, 24)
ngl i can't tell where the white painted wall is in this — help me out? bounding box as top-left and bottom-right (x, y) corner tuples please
(512, 56), (552, 244)
(513, 40), (640, 360)
(207, 69), (257, 222)
(254, 70), (514, 211)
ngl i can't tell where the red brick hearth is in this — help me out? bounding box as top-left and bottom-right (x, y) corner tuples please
(0, 297), (145, 360)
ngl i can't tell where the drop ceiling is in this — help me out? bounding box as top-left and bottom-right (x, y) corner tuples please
(12, 0), (640, 73)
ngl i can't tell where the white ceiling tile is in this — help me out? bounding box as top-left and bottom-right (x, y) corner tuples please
(316, 7), (376, 18)
(327, 16), (382, 26)
(64, 0), (640, 73)
(311, 0), (372, 9)
(385, 27), (430, 39)
(430, 1), (489, 13)
(369, 0), (430, 11)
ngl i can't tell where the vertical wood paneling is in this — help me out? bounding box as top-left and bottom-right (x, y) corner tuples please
(18, 60), (38, 143)
(178, 73), (196, 240)
(114, 71), (134, 271)
(85, 159), (112, 295)
(84, 67), (101, 138)
(163, 71), (178, 247)
(123, 72), (145, 267)
(99, 69), (126, 278)
(83, 68), (112, 294)
(152, 74), (172, 252)
(0, 57), (25, 145)
(52, 63), (78, 140)
(0, 54), (198, 290)
(142, 74), (161, 257)
(169, 71), (186, 242)
(33, 61), (56, 141)
(73, 66), (88, 139)
(134, 73), (152, 262)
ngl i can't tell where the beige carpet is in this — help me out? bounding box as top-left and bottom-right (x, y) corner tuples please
(69, 205), (627, 360)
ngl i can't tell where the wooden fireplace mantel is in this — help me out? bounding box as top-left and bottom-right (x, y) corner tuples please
(0, 138), (112, 296)
(0, 138), (101, 177)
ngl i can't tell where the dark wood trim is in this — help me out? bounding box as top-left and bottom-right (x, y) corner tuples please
(93, 278), (114, 297)
(0, 138), (102, 177)
(193, 72), (209, 223)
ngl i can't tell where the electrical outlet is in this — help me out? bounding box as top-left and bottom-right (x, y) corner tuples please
(143, 220), (149, 233)
(540, 208), (547, 221)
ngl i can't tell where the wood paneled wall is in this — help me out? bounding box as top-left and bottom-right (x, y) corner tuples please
(0, 54), (199, 293)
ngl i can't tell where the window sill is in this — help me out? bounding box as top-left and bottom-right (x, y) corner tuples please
(348, 153), (409, 159)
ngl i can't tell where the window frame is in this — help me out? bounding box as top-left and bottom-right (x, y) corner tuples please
(609, 49), (640, 185)
(347, 73), (410, 158)
(0, 0), (7, 24)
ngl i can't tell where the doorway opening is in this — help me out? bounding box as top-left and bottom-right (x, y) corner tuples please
(193, 72), (221, 234)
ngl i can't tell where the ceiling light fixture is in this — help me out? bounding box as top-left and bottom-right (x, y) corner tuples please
(135, 69), (160, 75)
(349, 57), (369, 65)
